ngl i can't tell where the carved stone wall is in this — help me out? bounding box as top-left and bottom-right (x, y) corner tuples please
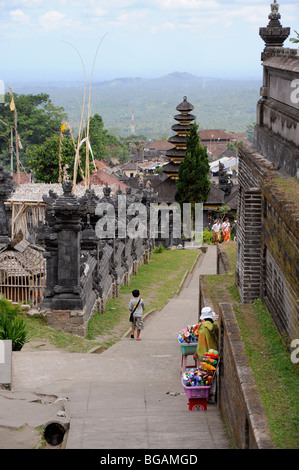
(236, 146), (299, 343)
(254, 47), (299, 177)
(237, 9), (299, 344)
(38, 180), (156, 335)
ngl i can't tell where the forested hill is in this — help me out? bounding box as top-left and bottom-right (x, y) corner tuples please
(15, 72), (260, 139)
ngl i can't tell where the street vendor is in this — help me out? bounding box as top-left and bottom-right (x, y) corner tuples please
(193, 307), (219, 361)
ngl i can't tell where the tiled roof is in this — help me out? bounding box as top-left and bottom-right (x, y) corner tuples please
(13, 173), (32, 184)
(224, 186), (238, 209)
(199, 129), (231, 141)
(148, 140), (174, 151)
(121, 162), (142, 170)
(206, 184), (225, 204)
(93, 159), (109, 171)
(79, 169), (128, 193)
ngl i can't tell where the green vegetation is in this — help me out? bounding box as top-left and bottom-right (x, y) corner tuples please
(0, 92), (130, 179)
(26, 133), (79, 183)
(13, 74), (260, 140)
(26, 113), (130, 183)
(153, 243), (166, 253)
(0, 93), (66, 170)
(1, 75), (261, 177)
(24, 249), (199, 352)
(272, 177), (299, 219)
(205, 242), (299, 449)
(290, 30), (299, 45)
(0, 295), (28, 351)
(202, 227), (214, 244)
(87, 249), (199, 341)
(88, 114), (129, 164)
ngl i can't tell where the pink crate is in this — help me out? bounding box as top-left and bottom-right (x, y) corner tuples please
(181, 379), (211, 399)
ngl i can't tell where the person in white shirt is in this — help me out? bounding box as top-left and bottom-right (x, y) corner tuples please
(212, 220), (221, 244)
(129, 289), (145, 341)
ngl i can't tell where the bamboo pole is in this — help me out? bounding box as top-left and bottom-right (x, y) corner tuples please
(7, 86), (20, 186)
(61, 42), (87, 193)
(58, 129), (63, 184)
(85, 34), (108, 190)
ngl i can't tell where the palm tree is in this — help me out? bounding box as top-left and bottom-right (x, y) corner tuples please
(290, 30), (299, 45)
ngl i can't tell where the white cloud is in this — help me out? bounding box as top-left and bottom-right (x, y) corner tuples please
(152, 0), (220, 11)
(92, 7), (108, 17)
(9, 9), (30, 23)
(38, 10), (81, 32)
(116, 9), (149, 23)
(39, 11), (66, 31)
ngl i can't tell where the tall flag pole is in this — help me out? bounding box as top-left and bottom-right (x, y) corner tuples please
(8, 86), (20, 186)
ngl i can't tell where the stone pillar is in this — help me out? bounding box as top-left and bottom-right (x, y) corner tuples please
(39, 180), (97, 336)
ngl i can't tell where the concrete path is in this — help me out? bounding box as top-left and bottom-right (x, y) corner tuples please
(6, 245), (231, 449)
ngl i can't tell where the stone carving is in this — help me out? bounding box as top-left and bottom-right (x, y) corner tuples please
(259, 0), (290, 48)
(270, 0), (280, 19)
(37, 180), (156, 327)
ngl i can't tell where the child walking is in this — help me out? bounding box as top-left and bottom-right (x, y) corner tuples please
(129, 289), (145, 341)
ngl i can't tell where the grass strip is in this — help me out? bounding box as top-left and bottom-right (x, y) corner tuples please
(24, 249), (199, 353)
(205, 242), (299, 449)
(87, 249), (199, 341)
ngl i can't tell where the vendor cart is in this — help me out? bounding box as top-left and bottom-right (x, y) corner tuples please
(179, 342), (199, 373)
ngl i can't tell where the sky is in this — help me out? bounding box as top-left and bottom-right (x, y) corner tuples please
(0, 0), (298, 85)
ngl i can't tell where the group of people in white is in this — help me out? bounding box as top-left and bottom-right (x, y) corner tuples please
(211, 218), (235, 244)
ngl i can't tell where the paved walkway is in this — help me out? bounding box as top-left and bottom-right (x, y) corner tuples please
(7, 245), (231, 449)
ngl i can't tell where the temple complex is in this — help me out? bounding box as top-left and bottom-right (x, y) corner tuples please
(236, 0), (299, 343)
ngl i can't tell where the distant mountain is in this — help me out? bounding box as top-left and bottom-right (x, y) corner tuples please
(13, 72), (260, 139)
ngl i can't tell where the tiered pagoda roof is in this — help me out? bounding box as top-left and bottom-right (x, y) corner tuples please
(163, 96), (195, 179)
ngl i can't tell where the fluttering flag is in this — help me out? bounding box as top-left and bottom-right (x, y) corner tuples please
(78, 137), (97, 170)
(10, 99), (15, 111)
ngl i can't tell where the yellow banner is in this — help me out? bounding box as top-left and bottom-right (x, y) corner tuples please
(10, 98), (15, 111)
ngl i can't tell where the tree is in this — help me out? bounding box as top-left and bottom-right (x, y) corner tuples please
(216, 205), (231, 221)
(26, 133), (80, 183)
(290, 30), (299, 45)
(86, 113), (129, 164)
(246, 122), (256, 143)
(0, 92), (67, 170)
(175, 122), (210, 206)
(227, 140), (244, 153)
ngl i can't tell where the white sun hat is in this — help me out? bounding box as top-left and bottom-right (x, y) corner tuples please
(200, 306), (216, 321)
